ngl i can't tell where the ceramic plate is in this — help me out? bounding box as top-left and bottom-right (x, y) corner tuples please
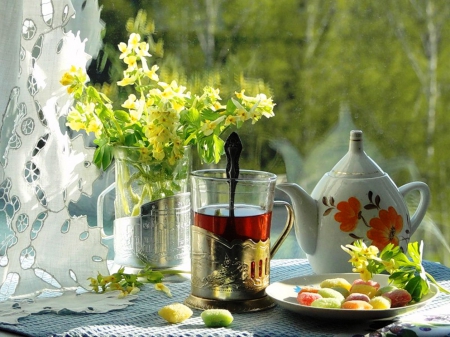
(266, 273), (438, 320)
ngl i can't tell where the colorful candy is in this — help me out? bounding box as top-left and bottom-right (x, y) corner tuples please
(297, 292), (322, 306)
(318, 288), (345, 302)
(381, 288), (412, 308)
(331, 286), (350, 298)
(344, 293), (370, 303)
(295, 276), (415, 310)
(349, 284), (378, 298)
(311, 298), (342, 309)
(352, 279), (381, 290)
(319, 278), (352, 291)
(376, 285), (398, 296)
(158, 303), (193, 323)
(341, 300), (373, 310)
(369, 296), (391, 309)
(201, 309), (234, 327)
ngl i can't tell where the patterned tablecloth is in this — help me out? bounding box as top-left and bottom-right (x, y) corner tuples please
(0, 259), (449, 337)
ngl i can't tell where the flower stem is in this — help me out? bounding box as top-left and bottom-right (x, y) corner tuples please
(426, 271), (450, 294)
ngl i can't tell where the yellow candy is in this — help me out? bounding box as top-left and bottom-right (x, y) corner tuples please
(350, 284), (377, 298)
(319, 278), (352, 291)
(158, 303), (193, 323)
(369, 296), (391, 309)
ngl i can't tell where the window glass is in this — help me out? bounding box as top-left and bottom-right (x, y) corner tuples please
(95, 0), (450, 265)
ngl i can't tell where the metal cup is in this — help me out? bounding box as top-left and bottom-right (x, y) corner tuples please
(98, 184), (191, 271)
(184, 169), (294, 312)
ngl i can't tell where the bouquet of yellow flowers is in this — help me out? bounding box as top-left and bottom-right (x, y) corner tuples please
(61, 33), (275, 216)
(61, 33), (275, 171)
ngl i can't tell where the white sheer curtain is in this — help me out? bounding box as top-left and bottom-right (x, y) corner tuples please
(0, 0), (109, 301)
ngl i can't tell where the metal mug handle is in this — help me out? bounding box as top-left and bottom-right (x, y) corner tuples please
(96, 182), (116, 239)
(270, 200), (294, 259)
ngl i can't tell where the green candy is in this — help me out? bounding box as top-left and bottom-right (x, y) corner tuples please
(201, 309), (234, 327)
(310, 298), (342, 309)
(318, 288), (345, 302)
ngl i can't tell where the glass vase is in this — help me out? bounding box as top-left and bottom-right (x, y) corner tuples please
(113, 146), (190, 218)
(98, 146), (191, 270)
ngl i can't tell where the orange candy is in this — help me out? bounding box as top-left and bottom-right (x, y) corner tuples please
(341, 300), (373, 310)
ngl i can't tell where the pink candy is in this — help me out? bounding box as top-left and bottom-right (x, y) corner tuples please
(382, 289), (412, 308)
(344, 292), (370, 303)
(297, 292), (322, 306)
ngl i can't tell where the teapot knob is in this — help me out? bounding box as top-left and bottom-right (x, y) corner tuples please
(330, 130), (384, 178)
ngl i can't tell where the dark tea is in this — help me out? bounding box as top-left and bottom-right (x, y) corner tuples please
(194, 204), (272, 242)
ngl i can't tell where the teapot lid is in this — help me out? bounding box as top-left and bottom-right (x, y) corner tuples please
(329, 130), (385, 178)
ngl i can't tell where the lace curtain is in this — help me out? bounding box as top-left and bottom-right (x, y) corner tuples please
(0, 0), (110, 301)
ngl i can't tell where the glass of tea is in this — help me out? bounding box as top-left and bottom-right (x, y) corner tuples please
(185, 169), (294, 312)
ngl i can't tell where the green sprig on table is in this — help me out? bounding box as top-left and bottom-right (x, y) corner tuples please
(88, 265), (185, 297)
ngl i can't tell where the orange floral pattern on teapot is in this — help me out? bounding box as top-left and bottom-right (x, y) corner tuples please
(323, 191), (407, 250)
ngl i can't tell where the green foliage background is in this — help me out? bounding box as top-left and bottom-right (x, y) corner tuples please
(95, 0), (450, 265)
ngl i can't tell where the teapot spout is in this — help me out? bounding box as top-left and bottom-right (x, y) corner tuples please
(276, 183), (318, 255)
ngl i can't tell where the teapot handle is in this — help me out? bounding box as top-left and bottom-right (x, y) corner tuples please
(398, 182), (430, 234)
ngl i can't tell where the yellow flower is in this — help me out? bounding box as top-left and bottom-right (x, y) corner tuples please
(137, 41), (151, 58)
(86, 118), (103, 137)
(236, 108), (249, 122)
(364, 245), (380, 260)
(60, 70), (75, 86)
(201, 116), (226, 136)
(358, 267), (372, 281)
(60, 66), (86, 94)
(124, 55), (137, 69)
(128, 33), (141, 52)
(212, 101), (224, 111)
(155, 283), (172, 297)
(66, 120), (85, 132)
(129, 286), (141, 295)
(225, 115), (237, 126)
(122, 94), (138, 110)
(118, 42), (129, 59)
(152, 145), (166, 160)
(382, 258), (397, 273)
(117, 73), (136, 87)
(171, 100), (184, 113)
(144, 64), (159, 81)
(130, 108), (143, 123)
(235, 89), (245, 99)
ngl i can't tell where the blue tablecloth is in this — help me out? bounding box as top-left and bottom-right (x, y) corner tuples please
(0, 259), (449, 337)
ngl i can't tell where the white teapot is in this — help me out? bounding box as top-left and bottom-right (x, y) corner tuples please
(277, 130), (430, 274)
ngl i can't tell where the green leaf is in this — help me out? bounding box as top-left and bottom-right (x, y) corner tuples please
(212, 134), (224, 163)
(114, 110), (132, 122)
(404, 275), (427, 302)
(145, 271), (164, 283)
(226, 98), (237, 112)
(101, 144), (114, 170)
(201, 109), (221, 121)
(407, 241), (423, 265)
(182, 107), (200, 124)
